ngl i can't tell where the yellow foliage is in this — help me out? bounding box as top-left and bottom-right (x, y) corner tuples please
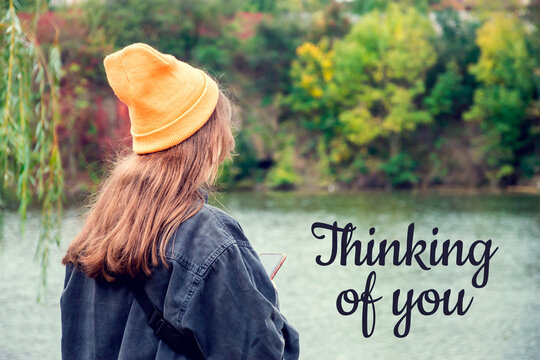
(291, 39), (335, 98)
(300, 73), (315, 88)
(310, 87), (323, 98)
(470, 13), (532, 90)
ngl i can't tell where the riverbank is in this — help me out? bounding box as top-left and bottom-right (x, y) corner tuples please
(2, 177), (538, 214)
(48, 182), (540, 208)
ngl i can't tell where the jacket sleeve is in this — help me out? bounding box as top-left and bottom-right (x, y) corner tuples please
(179, 241), (300, 360)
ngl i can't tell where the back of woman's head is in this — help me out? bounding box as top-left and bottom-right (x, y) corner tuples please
(63, 44), (235, 281)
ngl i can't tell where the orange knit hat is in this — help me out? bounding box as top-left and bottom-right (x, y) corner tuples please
(103, 43), (219, 154)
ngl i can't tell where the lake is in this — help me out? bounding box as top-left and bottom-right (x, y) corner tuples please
(1, 191), (539, 359)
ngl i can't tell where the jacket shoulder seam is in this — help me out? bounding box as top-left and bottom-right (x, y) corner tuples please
(203, 205), (251, 248)
(162, 205), (244, 275)
(163, 252), (200, 276)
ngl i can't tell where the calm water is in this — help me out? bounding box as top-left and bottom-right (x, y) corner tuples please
(0, 191), (539, 359)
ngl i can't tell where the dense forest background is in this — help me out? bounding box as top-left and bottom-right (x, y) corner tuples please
(5, 0), (540, 197)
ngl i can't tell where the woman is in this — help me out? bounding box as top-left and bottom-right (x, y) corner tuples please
(60, 43), (300, 359)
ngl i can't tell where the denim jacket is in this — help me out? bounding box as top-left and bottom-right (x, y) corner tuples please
(60, 191), (300, 359)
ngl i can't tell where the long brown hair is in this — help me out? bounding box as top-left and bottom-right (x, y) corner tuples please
(63, 91), (235, 281)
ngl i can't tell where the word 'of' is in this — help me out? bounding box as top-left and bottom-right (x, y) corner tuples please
(336, 271), (473, 338)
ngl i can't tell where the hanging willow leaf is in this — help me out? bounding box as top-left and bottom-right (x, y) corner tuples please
(1, 0), (64, 301)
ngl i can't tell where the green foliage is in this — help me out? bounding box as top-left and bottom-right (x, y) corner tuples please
(469, 14), (534, 94)
(379, 152), (419, 187)
(465, 13), (536, 185)
(332, 151), (369, 185)
(266, 136), (300, 189)
(242, 0), (277, 13)
(425, 9), (478, 121)
(432, 9), (480, 70)
(244, 16), (306, 96)
(273, 0), (333, 13)
(286, 38), (337, 132)
(38, 0), (540, 196)
(424, 62), (470, 117)
(81, 0), (240, 73)
(1, 0), (63, 299)
(3, 0), (537, 223)
(215, 158), (237, 188)
(519, 154), (540, 178)
(226, 130), (262, 185)
(426, 145), (449, 185)
(466, 86), (526, 179)
(348, 0), (430, 14)
(285, 4), (438, 188)
(333, 4), (436, 150)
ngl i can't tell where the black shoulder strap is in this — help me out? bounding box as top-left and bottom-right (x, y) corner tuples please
(128, 281), (205, 359)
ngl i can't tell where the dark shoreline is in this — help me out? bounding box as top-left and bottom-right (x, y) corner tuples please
(2, 183), (538, 213)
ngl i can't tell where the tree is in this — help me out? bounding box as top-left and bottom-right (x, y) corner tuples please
(286, 38), (337, 133)
(464, 13), (535, 185)
(244, 16), (306, 97)
(333, 4), (436, 157)
(424, 9), (479, 120)
(284, 4), (437, 188)
(1, 0), (63, 299)
(81, 0), (241, 73)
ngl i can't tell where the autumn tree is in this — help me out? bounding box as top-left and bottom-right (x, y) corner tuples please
(331, 4), (436, 186)
(464, 13), (536, 185)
